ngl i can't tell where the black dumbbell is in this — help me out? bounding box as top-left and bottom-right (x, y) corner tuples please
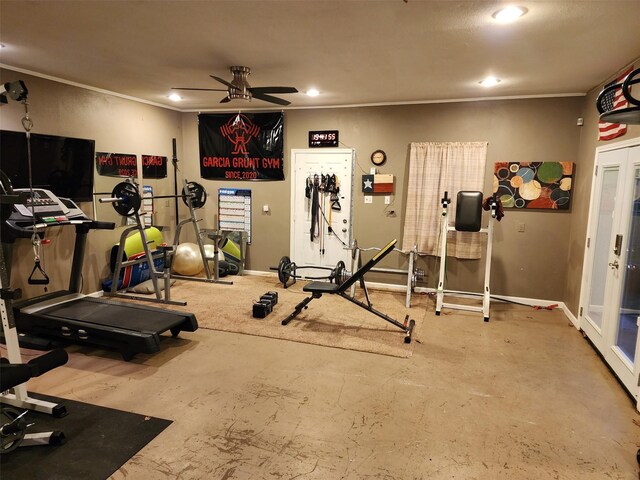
(253, 300), (272, 318)
(262, 291), (278, 305)
(260, 294), (277, 307)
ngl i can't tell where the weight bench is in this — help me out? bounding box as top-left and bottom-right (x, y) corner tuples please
(281, 239), (416, 343)
(1, 349), (68, 453)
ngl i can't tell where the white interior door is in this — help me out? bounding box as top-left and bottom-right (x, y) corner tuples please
(290, 149), (353, 277)
(580, 141), (640, 397)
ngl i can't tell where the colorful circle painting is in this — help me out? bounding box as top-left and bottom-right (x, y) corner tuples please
(492, 161), (574, 210)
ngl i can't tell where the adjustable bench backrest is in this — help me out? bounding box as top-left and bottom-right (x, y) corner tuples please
(337, 239), (397, 293)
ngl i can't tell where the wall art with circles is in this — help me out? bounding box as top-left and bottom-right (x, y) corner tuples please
(493, 162), (574, 210)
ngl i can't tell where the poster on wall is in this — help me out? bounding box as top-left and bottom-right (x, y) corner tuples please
(142, 155), (167, 179)
(493, 161), (574, 210)
(198, 112), (284, 181)
(95, 152), (138, 178)
(218, 188), (252, 243)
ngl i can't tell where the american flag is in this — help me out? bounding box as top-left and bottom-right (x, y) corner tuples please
(598, 67), (633, 141)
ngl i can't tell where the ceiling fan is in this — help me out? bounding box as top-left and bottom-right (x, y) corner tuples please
(172, 66), (298, 106)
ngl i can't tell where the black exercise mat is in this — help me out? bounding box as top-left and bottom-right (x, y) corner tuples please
(1, 393), (172, 480)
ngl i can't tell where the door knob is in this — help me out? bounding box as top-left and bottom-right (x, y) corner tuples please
(608, 260), (619, 269)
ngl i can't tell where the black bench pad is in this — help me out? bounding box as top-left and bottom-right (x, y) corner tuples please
(303, 282), (340, 293)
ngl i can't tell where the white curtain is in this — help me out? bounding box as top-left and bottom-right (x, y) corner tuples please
(402, 142), (488, 259)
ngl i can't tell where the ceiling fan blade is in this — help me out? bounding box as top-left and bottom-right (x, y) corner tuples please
(251, 92), (291, 106)
(250, 86), (298, 95)
(220, 96), (231, 103)
(172, 87), (228, 91)
(210, 75), (237, 90)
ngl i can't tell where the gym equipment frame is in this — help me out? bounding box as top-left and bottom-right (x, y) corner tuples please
(435, 191), (498, 321)
(0, 350), (69, 453)
(347, 241), (425, 308)
(99, 179), (231, 305)
(0, 192), (67, 420)
(3, 187), (198, 361)
(281, 239), (416, 344)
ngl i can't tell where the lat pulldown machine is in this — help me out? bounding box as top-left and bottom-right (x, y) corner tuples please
(435, 191), (498, 321)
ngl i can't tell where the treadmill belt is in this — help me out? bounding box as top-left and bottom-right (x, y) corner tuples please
(39, 298), (186, 332)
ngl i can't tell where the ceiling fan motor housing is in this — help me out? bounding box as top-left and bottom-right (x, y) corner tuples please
(228, 66), (252, 101)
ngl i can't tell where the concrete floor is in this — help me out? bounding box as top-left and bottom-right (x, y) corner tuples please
(27, 303), (640, 480)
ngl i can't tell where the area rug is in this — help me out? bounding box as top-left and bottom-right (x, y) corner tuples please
(125, 274), (426, 358)
(0, 393), (172, 480)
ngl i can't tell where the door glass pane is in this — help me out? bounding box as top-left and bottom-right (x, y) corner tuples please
(615, 167), (640, 362)
(588, 168), (619, 328)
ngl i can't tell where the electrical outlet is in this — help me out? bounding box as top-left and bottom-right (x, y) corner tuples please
(364, 195), (373, 204)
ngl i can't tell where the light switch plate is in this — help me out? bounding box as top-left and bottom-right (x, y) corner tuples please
(364, 195), (373, 204)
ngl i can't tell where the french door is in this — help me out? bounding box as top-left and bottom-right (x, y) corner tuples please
(580, 140), (640, 400)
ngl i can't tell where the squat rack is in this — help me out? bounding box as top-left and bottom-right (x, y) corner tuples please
(98, 177), (232, 306)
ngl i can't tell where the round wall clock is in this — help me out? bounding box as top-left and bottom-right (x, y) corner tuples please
(371, 149), (387, 166)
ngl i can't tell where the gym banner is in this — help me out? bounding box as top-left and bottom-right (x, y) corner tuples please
(141, 155), (168, 179)
(198, 112), (284, 181)
(96, 152), (138, 178)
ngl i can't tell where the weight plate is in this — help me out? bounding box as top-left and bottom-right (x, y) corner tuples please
(182, 181), (207, 209)
(277, 256), (291, 286)
(334, 261), (346, 285)
(0, 407), (26, 454)
(111, 182), (141, 217)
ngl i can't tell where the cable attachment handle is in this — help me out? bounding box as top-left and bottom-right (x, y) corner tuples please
(28, 233), (50, 285)
(28, 259), (50, 285)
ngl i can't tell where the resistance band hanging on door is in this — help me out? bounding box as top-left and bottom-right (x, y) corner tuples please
(306, 172), (347, 249)
(309, 174), (320, 241)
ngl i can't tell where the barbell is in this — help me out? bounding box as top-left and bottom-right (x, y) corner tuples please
(99, 181), (207, 217)
(271, 256), (351, 287)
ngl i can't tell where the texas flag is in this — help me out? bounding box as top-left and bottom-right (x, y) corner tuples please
(362, 174), (394, 193)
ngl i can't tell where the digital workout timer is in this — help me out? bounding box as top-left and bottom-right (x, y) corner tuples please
(308, 130), (339, 148)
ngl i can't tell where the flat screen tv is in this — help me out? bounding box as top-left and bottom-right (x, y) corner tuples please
(0, 130), (95, 202)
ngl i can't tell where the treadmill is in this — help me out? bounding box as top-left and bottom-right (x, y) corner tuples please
(3, 187), (198, 361)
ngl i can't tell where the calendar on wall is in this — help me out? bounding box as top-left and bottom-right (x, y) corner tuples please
(218, 188), (252, 244)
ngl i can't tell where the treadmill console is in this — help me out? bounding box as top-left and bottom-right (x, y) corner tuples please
(2, 188), (95, 239)
(13, 188), (70, 221)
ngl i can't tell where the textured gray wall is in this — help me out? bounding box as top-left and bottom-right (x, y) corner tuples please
(182, 97), (583, 301)
(2, 67), (590, 305)
(0, 68), (182, 297)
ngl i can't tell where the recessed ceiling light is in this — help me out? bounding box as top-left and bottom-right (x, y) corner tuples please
(492, 6), (528, 23)
(479, 76), (501, 87)
(306, 88), (320, 97)
(168, 93), (182, 101)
